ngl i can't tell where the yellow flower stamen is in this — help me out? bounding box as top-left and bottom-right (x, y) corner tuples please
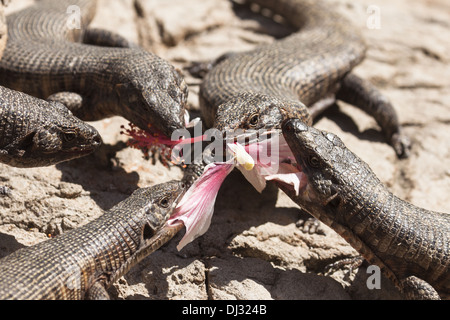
(227, 143), (255, 171)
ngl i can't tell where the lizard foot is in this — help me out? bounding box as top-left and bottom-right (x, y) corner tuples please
(391, 132), (411, 159)
(295, 217), (326, 235)
(185, 52), (236, 79)
(324, 256), (365, 282)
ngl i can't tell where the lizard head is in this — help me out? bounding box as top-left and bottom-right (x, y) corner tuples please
(281, 118), (339, 205)
(133, 180), (186, 238)
(279, 118), (374, 211)
(8, 102), (102, 167)
(210, 92), (312, 165)
(98, 180), (187, 286)
(214, 92), (311, 133)
(124, 180), (187, 258)
(114, 51), (188, 139)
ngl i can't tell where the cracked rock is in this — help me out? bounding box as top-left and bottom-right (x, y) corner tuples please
(1, 0), (448, 300)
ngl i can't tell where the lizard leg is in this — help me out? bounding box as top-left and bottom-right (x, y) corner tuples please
(296, 216), (326, 235)
(324, 256), (365, 274)
(46, 92), (105, 121)
(86, 281), (110, 300)
(82, 27), (138, 48)
(400, 276), (441, 300)
(47, 92), (83, 114)
(336, 73), (411, 159)
(186, 52), (236, 79)
(308, 95), (336, 119)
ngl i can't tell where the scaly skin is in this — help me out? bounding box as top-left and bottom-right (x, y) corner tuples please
(0, 0), (188, 138)
(203, 0), (410, 158)
(277, 119), (449, 299)
(0, 86), (102, 167)
(0, 180), (185, 300)
(1, 1), (101, 167)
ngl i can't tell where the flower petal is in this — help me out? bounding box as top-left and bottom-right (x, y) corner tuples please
(265, 170), (306, 196)
(227, 143), (255, 171)
(235, 164), (267, 193)
(237, 133), (305, 195)
(186, 116), (201, 128)
(168, 162), (234, 250)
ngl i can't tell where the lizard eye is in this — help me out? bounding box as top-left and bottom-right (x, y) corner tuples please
(63, 131), (76, 142)
(158, 196), (171, 208)
(248, 113), (259, 128)
(308, 155), (320, 168)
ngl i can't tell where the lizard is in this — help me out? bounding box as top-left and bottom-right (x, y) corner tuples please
(277, 118), (449, 299)
(0, 0), (188, 140)
(0, 180), (185, 300)
(0, 85), (102, 167)
(196, 0), (410, 158)
(0, 1), (101, 167)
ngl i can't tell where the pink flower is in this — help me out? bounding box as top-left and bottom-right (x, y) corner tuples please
(169, 133), (306, 251)
(121, 119), (205, 167)
(238, 134), (304, 193)
(168, 162), (234, 250)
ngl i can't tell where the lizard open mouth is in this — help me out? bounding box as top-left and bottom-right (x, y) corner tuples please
(120, 120), (310, 251)
(229, 129), (307, 194)
(168, 129), (309, 250)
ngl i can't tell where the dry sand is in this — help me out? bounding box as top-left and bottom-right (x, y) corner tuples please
(0, 0), (449, 300)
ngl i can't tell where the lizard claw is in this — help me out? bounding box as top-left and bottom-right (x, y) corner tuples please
(296, 217), (326, 235)
(391, 132), (411, 159)
(185, 61), (215, 79)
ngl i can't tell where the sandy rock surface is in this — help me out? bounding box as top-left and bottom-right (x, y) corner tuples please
(0, 0), (449, 300)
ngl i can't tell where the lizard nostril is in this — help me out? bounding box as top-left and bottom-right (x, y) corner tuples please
(282, 119), (297, 132)
(92, 134), (102, 146)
